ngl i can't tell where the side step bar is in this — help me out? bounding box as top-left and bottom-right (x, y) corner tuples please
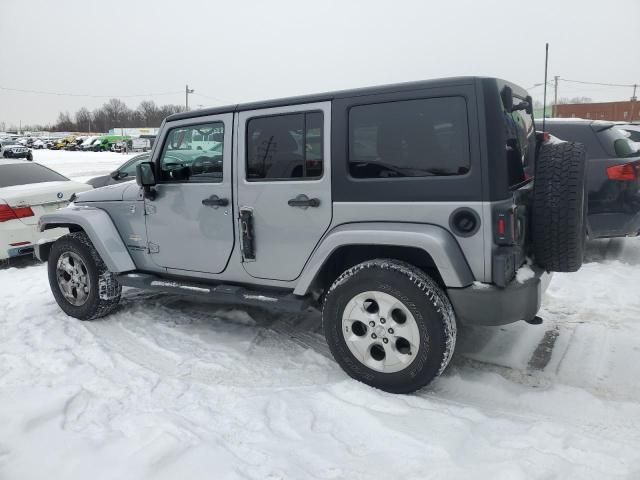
(115, 272), (315, 312)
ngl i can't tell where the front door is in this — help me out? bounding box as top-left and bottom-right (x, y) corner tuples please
(237, 102), (332, 281)
(145, 114), (234, 273)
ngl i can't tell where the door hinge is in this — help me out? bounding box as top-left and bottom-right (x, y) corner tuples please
(145, 204), (157, 215)
(148, 242), (160, 254)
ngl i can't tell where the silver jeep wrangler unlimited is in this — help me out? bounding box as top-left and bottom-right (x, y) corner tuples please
(38, 77), (586, 393)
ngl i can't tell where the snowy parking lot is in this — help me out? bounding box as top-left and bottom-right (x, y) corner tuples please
(1, 151), (640, 479)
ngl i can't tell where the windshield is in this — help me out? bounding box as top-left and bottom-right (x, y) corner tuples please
(0, 163), (69, 188)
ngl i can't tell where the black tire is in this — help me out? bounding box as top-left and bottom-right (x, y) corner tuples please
(48, 232), (122, 320)
(26, 152), (33, 161)
(532, 141), (587, 272)
(323, 259), (456, 394)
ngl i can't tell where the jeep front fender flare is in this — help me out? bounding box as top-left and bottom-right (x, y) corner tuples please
(38, 206), (135, 273)
(294, 222), (475, 295)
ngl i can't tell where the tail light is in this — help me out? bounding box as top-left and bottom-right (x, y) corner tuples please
(495, 207), (524, 246)
(607, 162), (639, 181)
(0, 204), (35, 222)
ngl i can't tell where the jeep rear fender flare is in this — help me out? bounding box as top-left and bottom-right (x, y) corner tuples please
(294, 222), (475, 296)
(39, 207), (135, 273)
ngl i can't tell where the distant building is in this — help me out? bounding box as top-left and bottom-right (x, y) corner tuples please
(553, 100), (640, 122)
(108, 127), (160, 137)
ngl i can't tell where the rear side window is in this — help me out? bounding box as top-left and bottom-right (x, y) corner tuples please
(0, 163), (68, 188)
(246, 111), (323, 180)
(348, 97), (470, 178)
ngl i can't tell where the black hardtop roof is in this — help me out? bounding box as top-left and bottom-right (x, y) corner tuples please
(166, 76), (523, 122)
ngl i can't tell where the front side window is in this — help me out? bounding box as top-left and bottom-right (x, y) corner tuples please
(349, 97), (470, 178)
(246, 111), (323, 180)
(158, 122), (224, 182)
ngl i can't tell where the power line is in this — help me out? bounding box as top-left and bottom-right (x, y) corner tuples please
(558, 78), (636, 88)
(0, 85), (182, 98)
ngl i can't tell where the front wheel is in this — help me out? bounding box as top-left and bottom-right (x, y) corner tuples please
(323, 259), (456, 394)
(48, 232), (122, 320)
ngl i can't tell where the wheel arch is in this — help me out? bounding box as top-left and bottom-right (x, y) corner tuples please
(294, 222), (475, 296)
(38, 207), (135, 273)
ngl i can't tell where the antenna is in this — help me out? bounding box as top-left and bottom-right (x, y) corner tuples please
(542, 43), (549, 131)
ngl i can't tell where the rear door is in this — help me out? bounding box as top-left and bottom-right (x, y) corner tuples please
(144, 114), (234, 273)
(236, 102), (332, 281)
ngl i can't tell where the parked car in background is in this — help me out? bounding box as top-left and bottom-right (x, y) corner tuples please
(93, 135), (128, 152)
(1, 142), (33, 161)
(128, 137), (151, 152)
(52, 136), (76, 150)
(0, 160), (92, 265)
(543, 118), (640, 238)
(32, 139), (47, 149)
(86, 153), (150, 188)
(81, 137), (102, 151)
(64, 136), (87, 151)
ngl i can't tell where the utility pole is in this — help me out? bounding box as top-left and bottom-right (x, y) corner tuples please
(185, 84), (194, 111)
(631, 84), (638, 123)
(553, 75), (559, 117)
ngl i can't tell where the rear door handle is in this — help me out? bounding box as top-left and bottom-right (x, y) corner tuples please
(288, 194), (320, 208)
(202, 194), (229, 208)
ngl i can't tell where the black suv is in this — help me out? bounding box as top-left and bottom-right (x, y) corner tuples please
(543, 119), (640, 238)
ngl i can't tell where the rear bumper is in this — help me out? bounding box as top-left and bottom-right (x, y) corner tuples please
(1, 222), (68, 261)
(447, 266), (551, 326)
(589, 211), (640, 238)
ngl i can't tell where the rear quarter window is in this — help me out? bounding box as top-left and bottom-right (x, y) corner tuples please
(0, 163), (69, 188)
(348, 96), (470, 178)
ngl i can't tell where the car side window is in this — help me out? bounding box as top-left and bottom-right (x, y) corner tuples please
(349, 97), (470, 178)
(158, 122), (224, 182)
(246, 111), (323, 180)
(121, 155), (149, 176)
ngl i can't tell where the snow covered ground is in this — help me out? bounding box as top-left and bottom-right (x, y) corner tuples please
(1, 150), (640, 479)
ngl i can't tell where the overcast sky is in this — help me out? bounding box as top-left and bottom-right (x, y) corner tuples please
(1, 0), (639, 127)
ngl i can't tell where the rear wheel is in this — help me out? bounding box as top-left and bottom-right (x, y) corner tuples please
(323, 259), (456, 394)
(48, 232), (121, 320)
(532, 141), (587, 272)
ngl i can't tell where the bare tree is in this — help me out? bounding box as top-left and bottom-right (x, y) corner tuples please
(75, 108), (92, 132)
(56, 112), (74, 131)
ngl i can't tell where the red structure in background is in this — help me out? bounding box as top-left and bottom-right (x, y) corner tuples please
(554, 100), (639, 122)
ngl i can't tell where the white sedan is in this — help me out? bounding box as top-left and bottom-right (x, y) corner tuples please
(0, 160), (92, 263)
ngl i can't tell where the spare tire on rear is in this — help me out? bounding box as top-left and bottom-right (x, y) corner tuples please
(532, 141), (587, 272)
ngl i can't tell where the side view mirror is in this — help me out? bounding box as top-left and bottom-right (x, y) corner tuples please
(525, 95), (534, 115)
(511, 101), (530, 113)
(110, 170), (120, 180)
(136, 161), (157, 199)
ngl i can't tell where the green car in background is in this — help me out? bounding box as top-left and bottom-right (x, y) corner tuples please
(92, 135), (130, 152)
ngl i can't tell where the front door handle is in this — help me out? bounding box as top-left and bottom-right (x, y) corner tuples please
(288, 194), (320, 209)
(202, 194), (229, 208)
